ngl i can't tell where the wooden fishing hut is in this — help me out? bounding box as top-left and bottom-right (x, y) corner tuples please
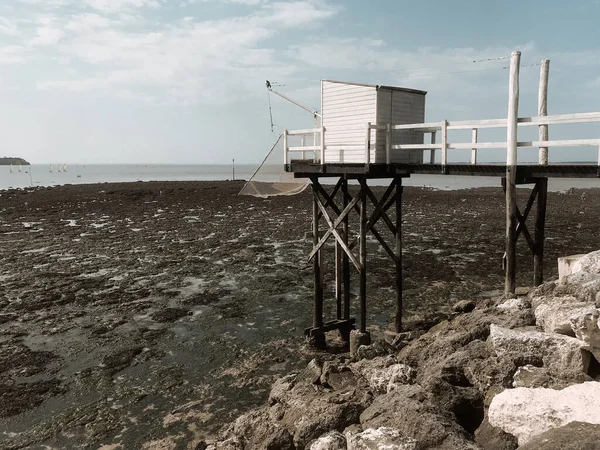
(282, 50), (600, 349)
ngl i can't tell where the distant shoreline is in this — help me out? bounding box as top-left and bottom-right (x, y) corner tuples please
(0, 157), (30, 165)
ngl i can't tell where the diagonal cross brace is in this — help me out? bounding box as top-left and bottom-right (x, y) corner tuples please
(309, 190), (362, 271)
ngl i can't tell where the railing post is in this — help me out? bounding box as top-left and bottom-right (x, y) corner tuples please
(441, 120), (448, 172)
(283, 129), (289, 165)
(538, 59), (550, 165)
(365, 122), (371, 166)
(386, 123), (392, 166)
(505, 50), (521, 296)
(430, 131), (436, 164)
(471, 128), (478, 165)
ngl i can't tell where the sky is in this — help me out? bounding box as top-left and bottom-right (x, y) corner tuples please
(1, 0), (600, 164)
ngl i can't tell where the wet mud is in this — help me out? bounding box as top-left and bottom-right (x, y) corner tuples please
(0, 180), (599, 449)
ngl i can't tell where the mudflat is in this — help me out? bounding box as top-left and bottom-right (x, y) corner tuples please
(1, 180), (599, 449)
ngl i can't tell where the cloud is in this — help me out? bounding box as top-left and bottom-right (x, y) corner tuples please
(0, 16), (19, 36)
(83, 0), (160, 14)
(31, 0), (337, 104)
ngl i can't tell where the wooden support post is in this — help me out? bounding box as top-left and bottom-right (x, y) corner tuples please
(538, 59), (550, 165)
(283, 129), (289, 166)
(505, 50), (521, 296)
(441, 120), (448, 173)
(311, 178), (325, 347)
(471, 128), (478, 165)
(534, 178), (548, 285)
(335, 232), (342, 320)
(359, 178), (367, 333)
(342, 178), (351, 322)
(430, 131), (436, 164)
(394, 177), (403, 333)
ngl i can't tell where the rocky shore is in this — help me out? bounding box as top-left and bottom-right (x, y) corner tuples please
(205, 250), (600, 450)
(1, 181), (600, 449)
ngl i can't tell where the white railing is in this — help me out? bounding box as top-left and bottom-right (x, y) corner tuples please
(364, 111), (600, 169)
(283, 127), (324, 165)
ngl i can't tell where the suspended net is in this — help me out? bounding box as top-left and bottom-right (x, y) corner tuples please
(239, 133), (311, 198)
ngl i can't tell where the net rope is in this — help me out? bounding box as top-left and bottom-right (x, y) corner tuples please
(238, 133), (310, 198)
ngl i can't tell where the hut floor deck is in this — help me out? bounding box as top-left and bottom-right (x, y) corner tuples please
(288, 162), (600, 179)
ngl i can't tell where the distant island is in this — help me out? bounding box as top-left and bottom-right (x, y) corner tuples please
(0, 157), (30, 165)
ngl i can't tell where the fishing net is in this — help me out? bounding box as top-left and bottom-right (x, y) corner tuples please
(239, 133), (310, 198)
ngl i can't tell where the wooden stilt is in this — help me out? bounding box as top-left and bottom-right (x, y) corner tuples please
(358, 178), (367, 333)
(335, 242), (342, 320)
(534, 178), (548, 285)
(311, 178), (325, 348)
(505, 50), (521, 296)
(342, 178), (351, 322)
(394, 177), (403, 333)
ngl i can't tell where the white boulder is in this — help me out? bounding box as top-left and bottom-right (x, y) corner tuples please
(346, 427), (417, 450)
(572, 250), (600, 275)
(488, 381), (600, 445)
(570, 309), (600, 361)
(534, 300), (593, 336)
(308, 431), (347, 450)
(489, 324), (589, 373)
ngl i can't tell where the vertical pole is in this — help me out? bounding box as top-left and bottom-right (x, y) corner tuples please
(335, 210), (342, 320)
(505, 50), (521, 296)
(283, 129), (289, 166)
(441, 120), (448, 172)
(312, 179), (324, 330)
(533, 178), (548, 285)
(386, 124), (392, 166)
(394, 177), (403, 332)
(471, 129), (478, 165)
(359, 178), (367, 333)
(430, 131), (436, 164)
(538, 59), (550, 165)
(342, 178), (351, 323)
(232, 158), (235, 181)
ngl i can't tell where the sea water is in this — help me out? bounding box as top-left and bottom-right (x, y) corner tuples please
(1, 164), (599, 192)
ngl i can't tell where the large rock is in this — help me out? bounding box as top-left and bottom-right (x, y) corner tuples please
(570, 308), (600, 361)
(349, 356), (415, 395)
(572, 250), (600, 275)
(489, 324), (590, 374)
(512, 364), (591, 389)
(516, 421), (600, 450)
(488, 381), (600, 445)
(534, 297), (592, 336)
(308, 431), (347, 450)
(359, 385), (479, 450)
(473, 418), (518, 450)
(277, 378), (371, 448)
(346, 427), (417, 450)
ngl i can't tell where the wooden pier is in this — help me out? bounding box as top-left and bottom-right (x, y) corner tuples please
(281, 51), (600, 349)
